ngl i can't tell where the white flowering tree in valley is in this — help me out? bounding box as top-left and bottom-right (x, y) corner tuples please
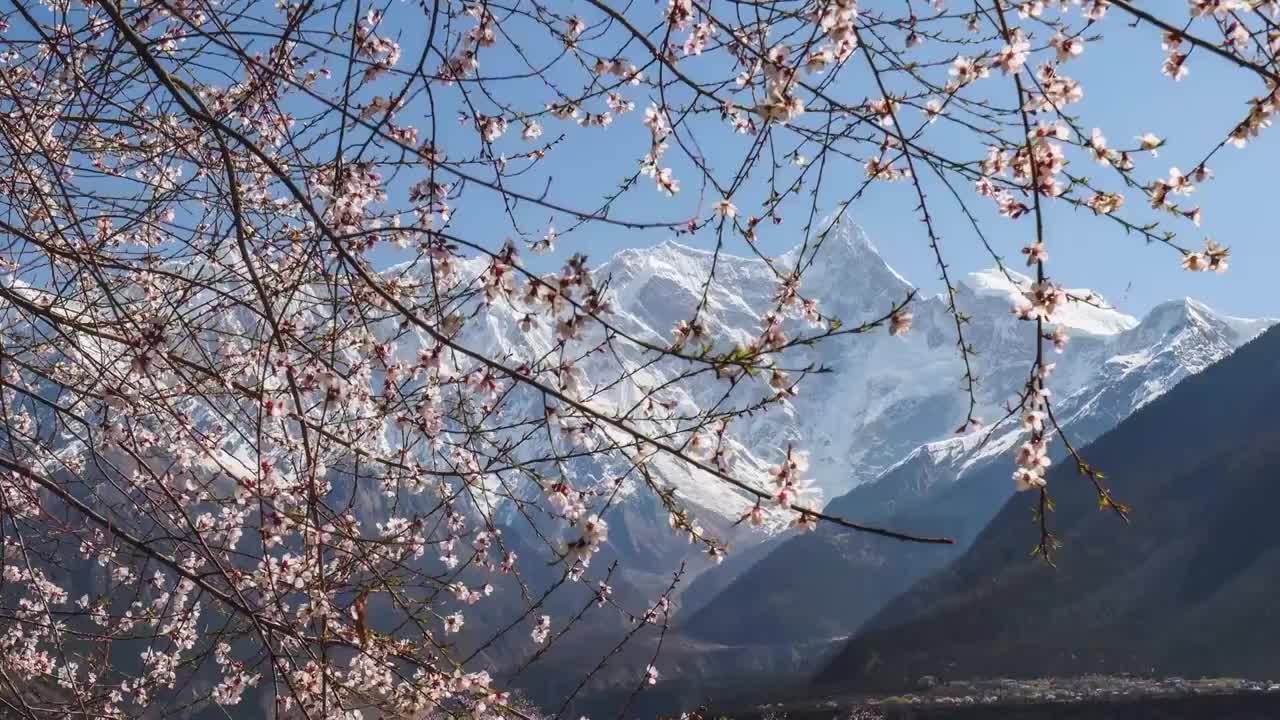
(0, 0), (1272, 717)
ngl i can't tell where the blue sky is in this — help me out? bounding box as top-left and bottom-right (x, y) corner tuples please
(369, 4), (1278, 321)
(11, 1), (1267, 318)
(850, 19), (1280, 320)
(181, 0), (1275, 321)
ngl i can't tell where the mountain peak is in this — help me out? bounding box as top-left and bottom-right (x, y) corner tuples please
(609, 238), (715, 267)
(779, 215), (914, 308)
(1139, 296), (1224, 337)
(819, 212), (878, 254)
(1148, 295), (1205, 315)
(959, 268), (1138, 336)
(653, 237), (712, 256)
(1134, 296), (1274, 348)
(785, 212), (882, 266)
(962, 267), (1031, 299)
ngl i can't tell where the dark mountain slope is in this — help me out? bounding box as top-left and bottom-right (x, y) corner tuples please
(683, 300), (1269, 648)
(815, 326), (1280, 691)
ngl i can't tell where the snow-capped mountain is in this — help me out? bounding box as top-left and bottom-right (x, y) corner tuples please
(832, 291), (1274, 519)
(675, 251), (1273, 655)
(14, 211), (1262, 607)
(488, 215), (1272, 714)
(495, 213), (1266, 533)
(439, 213), (1270, 635)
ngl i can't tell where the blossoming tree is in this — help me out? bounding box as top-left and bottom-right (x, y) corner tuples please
(0, 0), (1272, 716)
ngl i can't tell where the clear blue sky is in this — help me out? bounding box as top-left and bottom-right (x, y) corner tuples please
(367, 3), (1278, 319)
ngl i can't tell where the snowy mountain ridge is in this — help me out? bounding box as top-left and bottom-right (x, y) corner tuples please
(16, 213), (1258, 546)
(469, 214), (1268, 536)
(875, 292), (1275, 504)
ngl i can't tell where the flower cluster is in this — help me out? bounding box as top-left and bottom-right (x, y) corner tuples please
(1181, 238), (1230, 272)
(768, 446), (817, 521)
(1014, 362), (1055, 492)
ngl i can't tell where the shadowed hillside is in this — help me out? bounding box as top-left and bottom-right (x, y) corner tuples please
(815, 325), (1280, 691)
